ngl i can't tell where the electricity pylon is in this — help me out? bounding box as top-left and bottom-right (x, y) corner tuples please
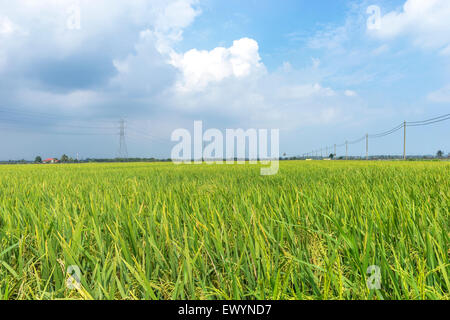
(118, 119), (128, 159)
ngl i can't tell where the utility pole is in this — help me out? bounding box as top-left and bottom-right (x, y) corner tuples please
(403, 121), (406, 160)
(366, 134), (369, 161)
(345, 141), (348, 160)
(118, 119), (128, 159)
(325, 146), (328, 158)
(334, 144), (336, 158)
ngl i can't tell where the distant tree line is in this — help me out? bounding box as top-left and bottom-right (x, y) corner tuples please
(282, 150), (449, 161)
(0, 151), (447, 165)
(85, 158), (172, 163)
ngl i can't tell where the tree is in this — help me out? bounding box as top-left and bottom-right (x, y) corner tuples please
(61, 154), (70, 163)
(436, 150), (444, 158)
(329, 153), (335, 159)
(35, 156), (42, 163)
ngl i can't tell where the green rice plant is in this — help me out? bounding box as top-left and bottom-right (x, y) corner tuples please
(0, 161), (448, 300)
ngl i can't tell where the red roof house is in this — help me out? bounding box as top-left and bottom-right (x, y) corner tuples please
(43, 158), (59, 164)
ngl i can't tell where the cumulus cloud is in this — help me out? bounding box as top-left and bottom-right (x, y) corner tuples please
(0, 0), (199, 113)
(0, 0), (200, 82)
(0, 0), (371, 134)
(170, 38), (265, 92)
(161, 58), (367, 130)
(370, 0), (450, 50)
(151, 36), (366, 130)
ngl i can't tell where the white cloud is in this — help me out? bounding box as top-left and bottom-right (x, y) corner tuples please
(0, 0), (200, 115)
(0, 0), (375, 132)
(311, 58), (321, 68)
(279, 83), (335, 100)
(170, 38), (265, 91)
(307, 25), (348, 50)
(111, 29), (367, 129)
(428, 85), (450, 103)
(281, 61), (293, 72)
(0, 0), (200, 58)
(0, 16), (16, 34)
(161, 55), (368, 129)
(344, 90), (357, 97)
(371, 0), (450, 50)
(155, 0), (200, 32)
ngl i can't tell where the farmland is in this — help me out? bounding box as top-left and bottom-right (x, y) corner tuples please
(0, 161), (448, 300)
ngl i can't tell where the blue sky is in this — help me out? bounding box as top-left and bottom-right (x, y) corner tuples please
(0, 0), (448, 160)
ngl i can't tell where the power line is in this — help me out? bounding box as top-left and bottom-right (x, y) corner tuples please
(369, 123), (404, 138)
(305, 113), (449, 159)
(0, 123), (116, 136)
(127, 128), (171, 144)
(0, 105), (114, 122)
(407, 114), (450, 125)
(348, 136), (366, 145)
(0, 107), (175, 158)
(407, 115), (450, 127)
(0, 110), (116, 133)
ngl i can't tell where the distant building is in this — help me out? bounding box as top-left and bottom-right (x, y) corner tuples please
(43, 158), (59, 164)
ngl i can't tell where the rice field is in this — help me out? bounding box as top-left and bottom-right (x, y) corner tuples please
(0, 161), (448, 300)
